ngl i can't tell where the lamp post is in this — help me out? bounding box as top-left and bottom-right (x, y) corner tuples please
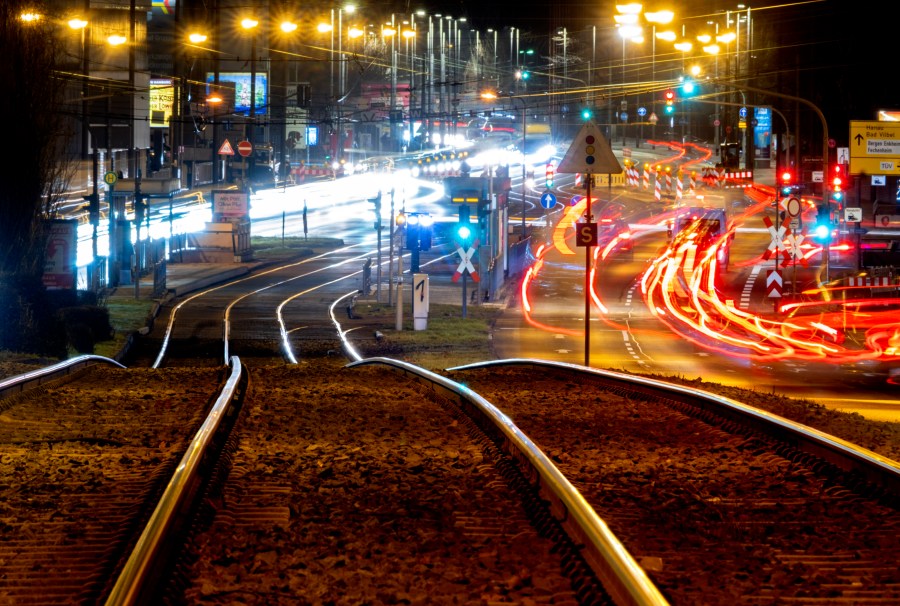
(646, 11), (675, 141)
(240, 17), (258, 185)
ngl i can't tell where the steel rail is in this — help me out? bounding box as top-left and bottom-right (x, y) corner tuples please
(0, 354), (125, 401)
(105, 356), (247, 606)
(449, 358), (900, 498)
(348, 356), (670, 606)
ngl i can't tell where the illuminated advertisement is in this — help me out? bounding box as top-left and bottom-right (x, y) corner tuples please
(212, 190), (249, 220)
(149, 79), (174, 128)
(754, 106), (772, 160)
(42, 220), (77, 290)
(206, 72), (267, 116)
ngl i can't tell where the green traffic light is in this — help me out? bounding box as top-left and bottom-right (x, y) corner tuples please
(664, 105), (675, 115)
(581, 108), (592, 120)
(457, 224), (472, 240)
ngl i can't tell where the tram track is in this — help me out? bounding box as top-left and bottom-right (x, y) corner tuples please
(448, 359), (900, 604)
(3, 236), (899, 603)
(0, 363), (228, 604)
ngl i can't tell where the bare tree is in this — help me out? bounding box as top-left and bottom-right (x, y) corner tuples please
(0, 1), (71, 353)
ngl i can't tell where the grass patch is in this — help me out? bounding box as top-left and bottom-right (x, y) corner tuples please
(94, 297), (156, 359)
(351, 302), (499, 371)
(250, 236), (343, 261)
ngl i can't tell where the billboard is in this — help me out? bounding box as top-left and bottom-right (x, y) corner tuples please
(42, 220), (77, 290)
(212, 190), (250, 220)
(206, 72), (267, 116)
(149, 79), (174, 128)
(754, 106), (772, 160)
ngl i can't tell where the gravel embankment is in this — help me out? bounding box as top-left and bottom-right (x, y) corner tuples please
(167, 360), (590, 604)
(454, 365), (900, 605)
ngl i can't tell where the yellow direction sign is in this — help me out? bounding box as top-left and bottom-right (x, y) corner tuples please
(849, 120), (900, 176)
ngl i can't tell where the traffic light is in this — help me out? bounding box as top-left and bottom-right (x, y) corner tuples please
(545, 162), (555, 189)
(404, 212), (433, 251)
(681, 79), (697, 96)
(664, 90), (675, 115)
(581, 107), (593, 121)
(831, 165), (844, 202)
(369, 191), (382, 231)
(780, 170), (794, 196)
(814, 204), (832, 242)
(83, 193), (99, 224)
(456, 216), (476, 246)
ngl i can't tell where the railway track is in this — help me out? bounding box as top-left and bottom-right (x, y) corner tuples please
(449, 359), (900, 605)
(2, 250), (898, 603)
(0, 354), (664, 604)
(0, 362), (228, 604)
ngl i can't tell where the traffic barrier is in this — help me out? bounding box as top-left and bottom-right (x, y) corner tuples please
(675, 172), (683, 201)
(291, 164), (333, 179)
(654, 172), (661, 202)
(716, 166), (725, 187)
(642, 164), (650, 190)
(665, 170), (672, 195)
(847, 276), (894, 287)
(689, 171), (696, 194)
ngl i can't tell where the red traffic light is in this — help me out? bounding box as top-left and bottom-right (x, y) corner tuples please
(664, 90), (675, 101)
(780, 170), (793, 184)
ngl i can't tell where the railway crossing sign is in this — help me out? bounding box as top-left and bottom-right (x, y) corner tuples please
(540, 191), (557, 209)
(783, 231), (808, 265)
(452, 240), (480, 283)
(767, 269), (783, 298)
(762, 215), (791, 262)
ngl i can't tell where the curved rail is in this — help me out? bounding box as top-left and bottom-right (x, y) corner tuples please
(348, 357), (669, 606)
(0, 355), (126, 401)
(449, 358), (900, 497)
(105, 356), (247, 606)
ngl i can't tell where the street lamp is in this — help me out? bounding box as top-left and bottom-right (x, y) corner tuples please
(483, 91), (527, 240)
(616, 24), (642, 145)
(240, 17), (258, 168)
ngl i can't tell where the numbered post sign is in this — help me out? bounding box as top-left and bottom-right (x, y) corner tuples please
(412, 273), (429, 331)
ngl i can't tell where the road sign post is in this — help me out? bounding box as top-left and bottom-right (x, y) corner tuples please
(539, 191), (557, 232)
(556, 120), (622, 368)
(237, 140), (253, 188)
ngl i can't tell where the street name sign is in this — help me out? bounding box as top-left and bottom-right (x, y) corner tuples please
(849, 120), (900, 176)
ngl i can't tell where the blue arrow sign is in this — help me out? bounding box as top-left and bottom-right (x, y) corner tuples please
(739, 106), (748, 119)
(637, 106), (647, 116)
(540, 191), (557, 209)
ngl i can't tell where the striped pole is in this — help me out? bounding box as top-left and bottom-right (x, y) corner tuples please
(676, 171), (683, 201)
(665, 168), (672, 195)
(654, 172), (662, 201)
(642, 163), (650, 190)
(689, 170), (696, 193)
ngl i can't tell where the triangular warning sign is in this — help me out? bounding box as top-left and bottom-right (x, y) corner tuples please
(218, 138), (235, 156)
(556, 121), (622, 175)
